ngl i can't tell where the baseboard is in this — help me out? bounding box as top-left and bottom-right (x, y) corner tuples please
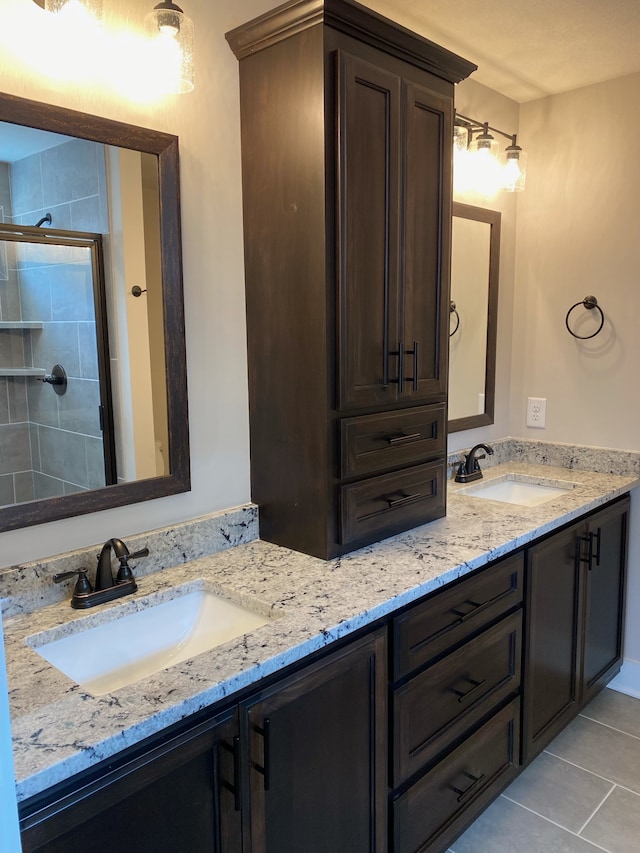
(607, 660), (640, 699)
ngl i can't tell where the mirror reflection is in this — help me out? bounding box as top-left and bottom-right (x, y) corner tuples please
(0, 124), (167, 506)
(0, 92), (189, 532)
(448, 202), (500, 433)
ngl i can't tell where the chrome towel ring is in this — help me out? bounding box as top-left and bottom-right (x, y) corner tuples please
(565, 295), (604, 339)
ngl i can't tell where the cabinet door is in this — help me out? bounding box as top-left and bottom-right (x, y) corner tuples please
(336, 52), (451, 410)
(243, 629), (387, 853)
(582, 497), (629, 701)
(402, 79), (452, 402)
(337, 51), (401, 410)
(522, 521), (584, 763)
(20, 711), (241, 853)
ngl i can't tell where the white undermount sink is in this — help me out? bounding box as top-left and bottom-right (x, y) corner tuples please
(27, 582), (278, 696)
(457, 474), (576, 507)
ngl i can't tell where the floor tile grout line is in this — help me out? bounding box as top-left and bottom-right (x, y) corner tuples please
(578, 711), (640, 742)
(576, 782), (617, 837)
(543, 749), (621, 788)
(499, 794), (612, 851)
(543, 748), (640, 795)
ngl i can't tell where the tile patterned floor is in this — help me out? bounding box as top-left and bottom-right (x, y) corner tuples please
(448, 688), (640, 853)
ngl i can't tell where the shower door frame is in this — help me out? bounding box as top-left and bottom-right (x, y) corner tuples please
(0, 222), (117, 491)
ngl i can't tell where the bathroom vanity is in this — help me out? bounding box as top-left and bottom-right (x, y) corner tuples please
(6, 455), (636, 853)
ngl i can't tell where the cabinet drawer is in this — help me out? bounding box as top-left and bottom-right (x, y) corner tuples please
(339, 461), (445, 546)
(393, 611), (521, 785)
(392, 699), (520, 853)
(340, 405), (445, 478)
(393, 552), (524, 680)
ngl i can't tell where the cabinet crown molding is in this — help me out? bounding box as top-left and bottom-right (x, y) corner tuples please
(225, 0), (477, 83)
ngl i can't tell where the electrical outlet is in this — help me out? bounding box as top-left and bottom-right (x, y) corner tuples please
(526, 397), (547, 428)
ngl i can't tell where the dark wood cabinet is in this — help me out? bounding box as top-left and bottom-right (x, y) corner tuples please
(522, 495), (629, 763)
(390, 552), (524, 853)
(336, 52), (450, 410)
(226, 0), (476, 559)
(581, 499), (628, 700)
(392, 700), (520, 853)
(19, 496), (630, 853)
(20, 630), (387, 853)
(242, 628), (387, 853)
(20, 709), (241, 853)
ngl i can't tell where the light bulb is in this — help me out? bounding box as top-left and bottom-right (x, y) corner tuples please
(157, 10), (180, 36)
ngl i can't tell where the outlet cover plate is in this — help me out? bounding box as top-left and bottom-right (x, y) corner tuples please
(527, 397), (547, 428)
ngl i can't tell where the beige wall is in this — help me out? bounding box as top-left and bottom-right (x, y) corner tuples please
(449, 78), (519, 453)
(0, 0), (278, 567)
(512, 72), (640, 447)
(513, 72), (640, 666)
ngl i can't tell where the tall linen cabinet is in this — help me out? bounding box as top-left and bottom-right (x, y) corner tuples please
(227, 0), (475, 559)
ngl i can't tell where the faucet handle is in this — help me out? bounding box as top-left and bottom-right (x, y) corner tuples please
(128, 548), (150, 561)
(116, 547), (149, 582)
(53, 568), (92, 596)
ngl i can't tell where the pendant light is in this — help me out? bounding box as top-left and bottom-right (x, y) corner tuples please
(145, 0), (195, 94)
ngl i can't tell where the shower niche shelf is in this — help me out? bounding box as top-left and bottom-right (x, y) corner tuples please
(0, 322), (46, 377)
(0, 322), (43, 330)
(0, 368), (46, 378)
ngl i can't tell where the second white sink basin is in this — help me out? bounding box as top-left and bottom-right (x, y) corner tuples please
(27, 582), (278, 696)
(458, 474), (576, 507)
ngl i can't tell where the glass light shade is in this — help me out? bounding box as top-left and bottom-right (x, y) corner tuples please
(453, 126), (475, 194)
(470, 132), (499, 159)
(469, 134), (501, 196)
(453, 124), (469, 155)
(145, 2), (195, 94)
(502, 147), (527, 192)
(44, 0), (102, 21)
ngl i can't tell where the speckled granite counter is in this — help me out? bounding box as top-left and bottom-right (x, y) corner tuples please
(5, 456), (640, 804)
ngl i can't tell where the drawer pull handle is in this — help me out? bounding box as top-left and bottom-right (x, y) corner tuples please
(404, 341), (419, 393)
(387, 432), (422, 446)
(389, 341), (418, 393)
(389, 342), (405, 392)
(450, 770), (486, 803)
(252, 718), (271, 791)
(450, 599), (485, 622)
(577, 529), (601, 570)
(451, 677), (487, 703)
(591, 528), (601, 568)
(384, 492), (423, 509)
(219, 735), (242, 811)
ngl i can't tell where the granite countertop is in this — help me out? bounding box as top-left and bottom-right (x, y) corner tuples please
(5, 460), (639, 803)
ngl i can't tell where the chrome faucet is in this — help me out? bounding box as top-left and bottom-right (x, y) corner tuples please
(455, 443), (495, 483)
(54, 538), (149, 609)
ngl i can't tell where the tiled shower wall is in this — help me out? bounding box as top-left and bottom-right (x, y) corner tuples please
(0, 139), (109, 505)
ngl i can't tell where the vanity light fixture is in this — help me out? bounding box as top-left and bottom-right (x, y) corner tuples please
(43, 0), (102, 22)
(145, 0), (195, 93)
(33, 0), (195, 96)
(454, 112), (527, 193)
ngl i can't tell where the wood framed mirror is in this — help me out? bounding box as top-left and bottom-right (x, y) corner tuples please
(448, 202), (500, 433)
(0, 92), (189, 532)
